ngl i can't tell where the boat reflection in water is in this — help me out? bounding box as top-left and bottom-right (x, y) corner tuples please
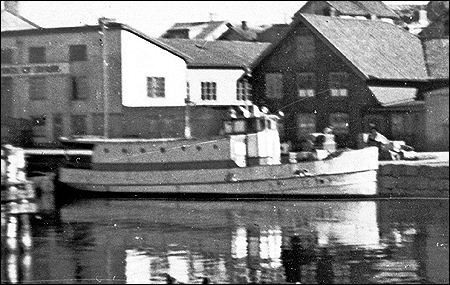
(1, 197), (448, 284)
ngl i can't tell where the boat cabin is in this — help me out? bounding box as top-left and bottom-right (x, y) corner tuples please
(222, 110), (281, 166)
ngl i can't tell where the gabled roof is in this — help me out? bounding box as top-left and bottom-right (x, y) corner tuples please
(422, 39), (449, 79)
(252, 13), (429, 81)
(298, 1), (399, 19)
(218, 23), (258, 41)
(159, 38), (270, 69)
(1, 9), (41, 31)
(160, 21), (228, 40)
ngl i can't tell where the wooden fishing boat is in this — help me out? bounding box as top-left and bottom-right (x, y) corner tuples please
(57, 111), (379, 198)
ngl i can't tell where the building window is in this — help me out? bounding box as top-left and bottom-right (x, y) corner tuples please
(71, 115), (87, 135)
(29, 47), (46, 63)
(31, 115), (47, 139)
(69, 45), (87, 62)
(186, 82), (190, 101)
(236, 78), (252, 101)
(71, 76), (89, 100)
(330, 112), (349, 134)
(392, 113), (415, 139)
(201, 82), (217, 100)
(296, 35), (315, 63)
(296, 113), (316, 138)
(29, 76), (47, 100)
(1, 48), (13, 64)
(297, 73), (316, 97)
(265, 73), (283, 99)
(147, 77), (165, 98)
(329, 72), (349, 97)
(53, 113), (64, 141)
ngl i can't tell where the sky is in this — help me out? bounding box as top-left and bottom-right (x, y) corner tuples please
(8, 1), (430, 38)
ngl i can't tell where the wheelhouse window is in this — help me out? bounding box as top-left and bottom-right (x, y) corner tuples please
(296, 113), (316, 138)
(1, 48), (13, 64)
(29, 76), (47, 100)
(71, 76), (89, 100)
(201, 82), (217, 100)
(265, 73), (283, 99)
(71, 115), (87, 135)
(29, 47), (46, 63)
(297, 73), (316, 97)
(329, 72), (349, 97)
(147, 77), (165, 98)
(69, 45), (87, 62)
(236, 78), (252, 101)
(330, 112), (349, 134)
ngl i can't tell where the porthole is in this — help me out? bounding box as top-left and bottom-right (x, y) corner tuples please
(121, 148), (127, 153)
(160, 147), (166, 153)
(181, 146), (186, 151)
(140, 148), (146, 153)
(213, 144), (219, 150)
(104, 148), (109, 153)
(196, 146), (202, 151)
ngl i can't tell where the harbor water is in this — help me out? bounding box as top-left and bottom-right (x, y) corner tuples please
(1, 184), (449, 284)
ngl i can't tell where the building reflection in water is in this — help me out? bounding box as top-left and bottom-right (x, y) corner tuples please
(1, 198), (448, 284)
(1, 212), (33, 284)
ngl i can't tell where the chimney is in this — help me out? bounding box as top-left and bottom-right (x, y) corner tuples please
(418, 9), (429, 25)
(4, 1), (19, 14)
(241, 21), (248, 30)
(329, 7), (337, 17)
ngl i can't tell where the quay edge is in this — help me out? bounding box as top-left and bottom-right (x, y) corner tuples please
(378, 152), (449, 198)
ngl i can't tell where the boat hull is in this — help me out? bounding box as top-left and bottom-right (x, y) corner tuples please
(60, 170), (377, 197)
(58, 147), (379, 197)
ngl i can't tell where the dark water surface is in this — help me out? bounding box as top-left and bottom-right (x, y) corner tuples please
(2, 195), (449, 284)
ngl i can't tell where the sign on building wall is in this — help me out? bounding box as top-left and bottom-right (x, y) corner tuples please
(1, 63), (70, 77)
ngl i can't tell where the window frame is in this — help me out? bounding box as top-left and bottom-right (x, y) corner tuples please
(1, 48), (13, 64)
(28, 46), (46, 63)
(29, 76), (47, 100)
(31, 115), (47, 138)
(69, 44), (88, 62)
(296, 73), (316, 97)
(329, 72), (349, 97)
(201, 81), (217, 101)
(71, 76), (89, 100)
(265, 73), (283, 99)
(296, 113), (316, 138)
(71, 115), (87, 136)
(236, 78), (252, 101)
(329, 112), (349, 134)
(147, 77), (165, 98)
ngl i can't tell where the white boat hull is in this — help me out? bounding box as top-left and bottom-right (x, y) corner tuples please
(58, 147), (379, 197)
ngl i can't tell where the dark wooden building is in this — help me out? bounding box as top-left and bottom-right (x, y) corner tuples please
(250, 13), (430, 150)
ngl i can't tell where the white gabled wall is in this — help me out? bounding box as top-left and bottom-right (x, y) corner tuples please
(187, 69), (252, 106)
(121, 30), (187, 107)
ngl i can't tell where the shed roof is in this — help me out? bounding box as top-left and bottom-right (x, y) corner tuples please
(159, 38), (270, 69)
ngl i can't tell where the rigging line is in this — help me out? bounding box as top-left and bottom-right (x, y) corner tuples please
(273, 87), (338, 114)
